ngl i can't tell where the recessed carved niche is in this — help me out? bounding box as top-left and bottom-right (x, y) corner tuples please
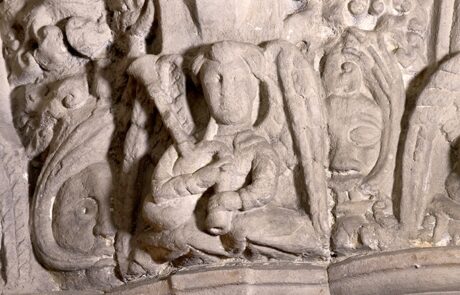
(0, 0), (459, 294)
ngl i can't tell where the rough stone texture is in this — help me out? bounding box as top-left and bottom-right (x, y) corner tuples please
(0, 0), (460, 294)
(110, 264), (329, 295)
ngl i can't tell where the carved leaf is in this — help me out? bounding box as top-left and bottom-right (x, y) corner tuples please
(32, 106), (115, 271)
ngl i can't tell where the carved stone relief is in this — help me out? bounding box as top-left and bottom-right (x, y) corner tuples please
(0, 0), (460, 294)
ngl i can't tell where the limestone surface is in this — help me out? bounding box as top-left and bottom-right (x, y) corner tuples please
(0, 0), (459, 294)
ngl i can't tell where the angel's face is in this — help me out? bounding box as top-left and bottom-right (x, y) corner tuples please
(201, 59), (258, 126)
(327, 94), (383, 191)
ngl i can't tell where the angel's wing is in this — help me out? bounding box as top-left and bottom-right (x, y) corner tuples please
(400, 54), (460, 237)
(262, 41), (330, 238)
(120, 54), (192, 275)
(128, 54), (195, 151)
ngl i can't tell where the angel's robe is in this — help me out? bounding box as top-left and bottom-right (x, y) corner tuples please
(144, 130), (280, 228)
(142, 129), (322, 256)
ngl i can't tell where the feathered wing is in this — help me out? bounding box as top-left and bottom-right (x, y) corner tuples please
(262, 41), (330, 238)
(112, 79), (152, 276)
(117, 54), (192, 275)
(128, 54), (195, 151)
(400, 54), (460, 237)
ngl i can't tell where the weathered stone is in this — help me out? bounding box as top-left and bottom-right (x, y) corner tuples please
(110, 264), (329, 295)
(0, 0), (460, 293)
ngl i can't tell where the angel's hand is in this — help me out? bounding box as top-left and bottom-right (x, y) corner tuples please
(193, 165), (219, 188)
(208, 156), (234, 177)
(196, 140), (232, 158)
(193, 156), (233, 188)
(208, 191), (242, 212)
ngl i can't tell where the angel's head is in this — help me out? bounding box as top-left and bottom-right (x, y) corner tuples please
(192, 41), (264, 127)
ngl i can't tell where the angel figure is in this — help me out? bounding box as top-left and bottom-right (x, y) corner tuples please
(401, 53), (460, 245)
(127, 40), (329, 273)
(429, 152), (460, 246)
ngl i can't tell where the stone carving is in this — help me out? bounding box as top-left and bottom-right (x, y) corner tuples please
(155, 0), (325, 54)
(31, 105), (118, 288)
(0, 0), (460, 294)
(0, 0), (120, 291)
(401, 53), (460, 245)
(127, 40), (329, 275)
(0, 35), (33, 292)
(322, 29), (406, 253)
(322, 0), (430, 78)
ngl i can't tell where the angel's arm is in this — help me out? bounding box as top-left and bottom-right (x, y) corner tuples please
(151, 148), (207, 202)
(238, 146), (279, 210)
(153, 168), (217, 203)
(151, 147), (234, 203)
(207, 143), (279, 212)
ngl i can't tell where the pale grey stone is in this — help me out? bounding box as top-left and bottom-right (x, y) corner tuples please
(0, 0), (459, 293)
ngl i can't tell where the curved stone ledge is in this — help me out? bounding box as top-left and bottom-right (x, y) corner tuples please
(112, 247), (460, 295)
(110, 263), (330, 295)
(25, 247), (460, 294)
(329, 247), (460, 295)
